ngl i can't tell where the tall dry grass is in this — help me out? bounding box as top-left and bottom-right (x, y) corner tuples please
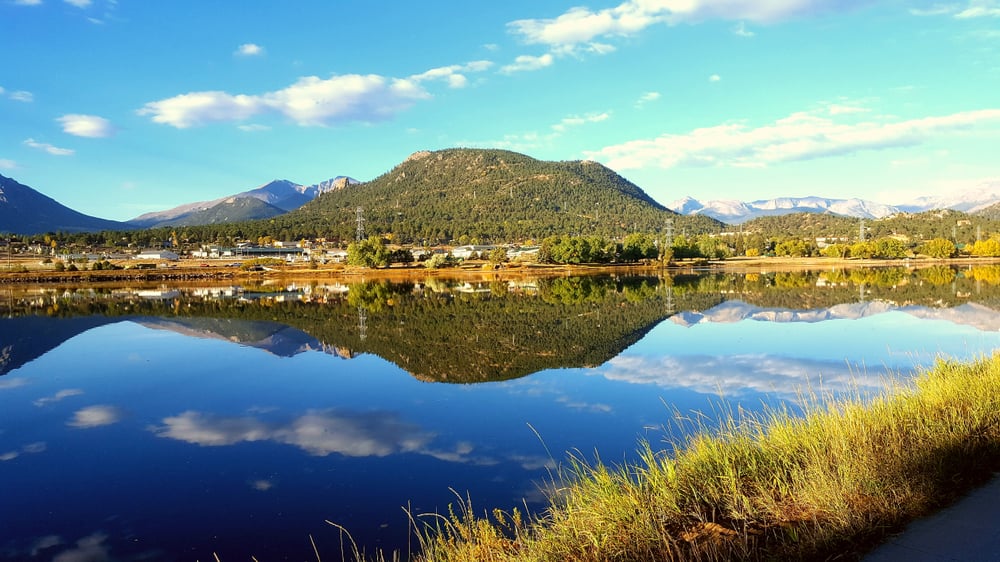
(407, 354), (1000, 561)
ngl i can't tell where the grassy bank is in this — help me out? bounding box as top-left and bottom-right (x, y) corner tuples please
(404, 355), (1000, 561)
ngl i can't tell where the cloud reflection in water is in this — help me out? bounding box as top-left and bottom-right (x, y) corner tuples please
(67, 405), (124, 428)
(152, 408), (500, 465)
(598, 354), (890, 399)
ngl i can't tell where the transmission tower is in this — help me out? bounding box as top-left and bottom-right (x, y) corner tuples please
(355, 207), (366, 241)
(858, 218), (865, 242)
(358, 306), (367, 341)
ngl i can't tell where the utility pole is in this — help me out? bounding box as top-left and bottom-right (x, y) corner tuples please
(355, 207), (365, 241)
(358, 306), (367, 341)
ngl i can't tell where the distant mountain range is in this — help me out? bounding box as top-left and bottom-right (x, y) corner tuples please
(669, 180), (1000, 224)
(896, 180), (1000, 214)
(127, 176), (359, 228)
(671, 300), (1000, 333)
(668, 196), (901, 224)
(3, 153), (1000, 236)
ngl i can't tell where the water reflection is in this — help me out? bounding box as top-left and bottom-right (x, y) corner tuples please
(2, 266), (1000, 560)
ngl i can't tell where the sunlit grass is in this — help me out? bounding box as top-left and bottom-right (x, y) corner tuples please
(405, 354), (1000, 561)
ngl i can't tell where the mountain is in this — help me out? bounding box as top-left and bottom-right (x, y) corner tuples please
(156, 197), (286, 227)
(0, 174), (127, 235)
(135, 317), (335, 357)
(669, 195), (900, 224)
(277, 148), (724, 242)
(128, 176), (358, 228)
(899, 180), (1000, 214)
(974, 201), (1000, 220)
(671, 300), (1000, 332)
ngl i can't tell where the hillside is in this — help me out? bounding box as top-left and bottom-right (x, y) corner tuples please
(741, 213), (858, 239)
(153, 197), (286, 227)
(0, 174), (127, 235)
(974, 201), (1000, 221)
(278, 148), (724, 243)
(741, 209), (1000, 243)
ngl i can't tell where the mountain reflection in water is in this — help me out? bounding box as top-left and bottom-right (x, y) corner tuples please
(4, 267), (1000, 382)
(2, 266), (1000, 561)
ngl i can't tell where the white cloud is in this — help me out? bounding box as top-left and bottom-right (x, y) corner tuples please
(262, 75), (428, 126)
(68, 405), (123, 428)
(237, 123), (271, 132)
(709, 74), (721, 82)
(13, 0), (42, 5)
(138, 91), (263, 128)
(911, 1), (1000, 17)
(409, 60), (494, 89)
(9, 90), (34, 102)
(635, 91), (661, 108)
(64, 0), (91, 7)
(0, 159), (16, 170)
(139, 73), (431, 128)
(24, 138), (74, 156)
(500, 53), (554, 74)
(235, 43), (264, 56)
(57, 114), (116, 138)
(733, 21), (755, 36)
(463, 109), (611, 151)
(956, 4), (1000, 17)
(909, 4), (961, 16)
(552, 112), (610, 132)
(586, 107), (1000, 171)
(34, 388), (84, 406)
(508, 0), (867, 52)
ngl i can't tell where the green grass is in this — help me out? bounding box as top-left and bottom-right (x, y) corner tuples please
(404, 354), (1000, 561)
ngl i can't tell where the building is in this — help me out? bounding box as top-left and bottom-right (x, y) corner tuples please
(135, 250), (179, 261)
(451, 245), (495, 259)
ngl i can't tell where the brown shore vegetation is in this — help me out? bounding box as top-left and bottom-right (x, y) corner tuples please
(397, 354), (1000, 561)
(3, 255), (1000, 286)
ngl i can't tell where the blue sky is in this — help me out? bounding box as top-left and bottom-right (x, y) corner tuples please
(1, 0), (999, 221)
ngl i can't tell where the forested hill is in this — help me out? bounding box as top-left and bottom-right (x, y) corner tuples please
(742, 210), (1000, 242)
(277, 148), (723, 243)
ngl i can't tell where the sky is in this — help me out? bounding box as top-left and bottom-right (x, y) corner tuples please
(1, 0), (999, 222)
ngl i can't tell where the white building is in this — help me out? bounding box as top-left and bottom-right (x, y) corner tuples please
(135, 250), (179, 261)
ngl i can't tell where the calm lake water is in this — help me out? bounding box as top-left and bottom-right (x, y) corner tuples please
(2, 266), (1000, 561)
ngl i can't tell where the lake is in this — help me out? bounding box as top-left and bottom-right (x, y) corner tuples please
(2, 266), (1000, 561)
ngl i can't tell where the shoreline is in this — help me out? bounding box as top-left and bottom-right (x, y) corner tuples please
(2, 256), (999, 286)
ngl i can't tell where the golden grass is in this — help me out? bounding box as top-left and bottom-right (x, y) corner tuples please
(405, 354), (1000, 561)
